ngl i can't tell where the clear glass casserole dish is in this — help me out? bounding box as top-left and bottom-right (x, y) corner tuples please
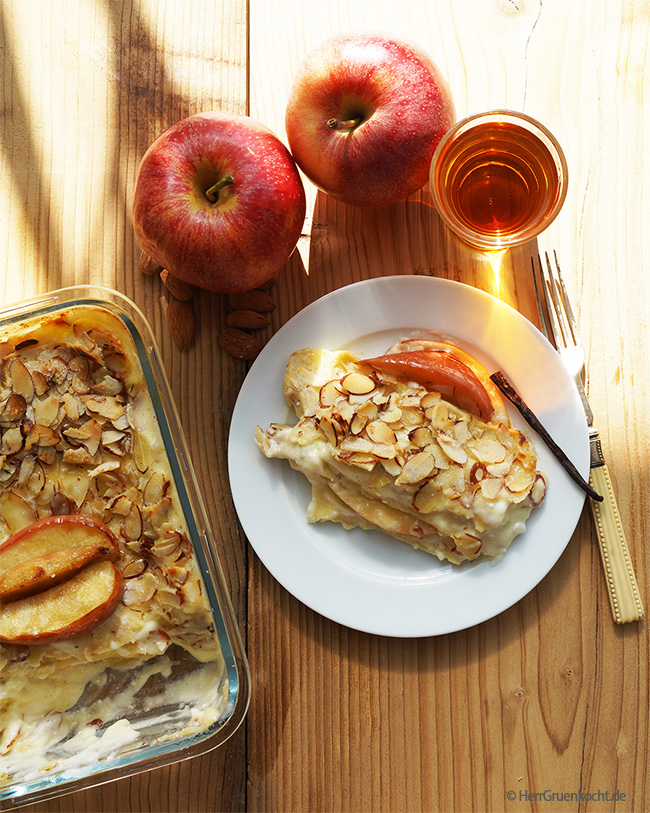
(0, 286), (249, 809)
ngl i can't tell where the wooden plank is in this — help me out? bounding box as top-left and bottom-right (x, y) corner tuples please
(0, 1), (249, 811)
(247, 0), (648, 811)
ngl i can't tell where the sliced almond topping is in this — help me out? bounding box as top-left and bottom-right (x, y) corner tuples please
(0, 394), (27, 424)
(9, 359), (34, 402)
(83, 395), (125, 422)
(530, 473), (547, 505)
(51, 491), (74, 515)
(101, 429), (126, 447)
(59, 469), (90, 507)
(31, 370), (49, 396)
(369, 442), (396, 460)
(131, 431), (149, 473)
(122, 558), (147, 579)
(108, 494), (133, 516)
(69, 355), (91, 381)
(397, 451), (435, 485)
(167, 565), (188, 586)
(35, 481), (56, 506)
(420, 391), (442, 410)
(366, 420), (396, 446)
(437, 434), (468, 465)
(469, 436), (507, 465)
(339, 436), (374, 454)
(91, 375), (124, 397)
(1, 426), (24, 455)
(104, 353), (127, 374)
(26, 459), (46, 495)
(357, 401), (379, 420)
(143, 470), (168, 505)
(61, 393), (82, 421)
(453, 420), (471, 444)
(380, 456), (402, 477)
(469, 461), (488, 485)
(152, 531), (183, 558)
(122, 570), (157, 606)
(319, 381), (341, 407)
(486, 460), (512, 477)
(425, 441), (451, 470)
(350, 411), (370, 435)
(31, 424), (61, 448)
(317, 415), (339, 446)
(409, 426), (434, 448)
(122, 505), (143, 541)
(17, 455), (36, 487)
(425, 401), (451, 429)
(401, 407), (425, 429)
(0, 490), (37, 533)
(36, 447), (57, 466)
(505, 463), (536, 494)
(33, 394), (60, 428)
(344, 452), (377, 471)
(341, 372), (375, 395)
(480, 477), (504, 501)
(412, 479), (440, 514)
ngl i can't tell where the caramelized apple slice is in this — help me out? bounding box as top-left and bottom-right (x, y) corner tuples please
(0, 543), (117, 602)
(0, 560), (123, 644)
(0, 515), (119, 574)
(362, 341), (509, 424)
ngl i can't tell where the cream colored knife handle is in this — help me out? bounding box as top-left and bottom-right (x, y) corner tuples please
(589, 464), (644, 623)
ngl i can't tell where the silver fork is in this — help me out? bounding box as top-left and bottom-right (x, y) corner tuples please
(532, 251), (643, 624)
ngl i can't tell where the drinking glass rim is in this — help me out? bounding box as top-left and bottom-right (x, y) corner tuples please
(430, 109), (569, 252)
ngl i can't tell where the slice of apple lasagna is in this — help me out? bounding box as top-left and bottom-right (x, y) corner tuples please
(256, 338), (547, 565)
(0, 304), (226, 784)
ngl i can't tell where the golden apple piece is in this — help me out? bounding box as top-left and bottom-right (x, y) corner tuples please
(0, 514), (119, 574)
(0, 560), (124, 644)
(0, 543), (117, 602)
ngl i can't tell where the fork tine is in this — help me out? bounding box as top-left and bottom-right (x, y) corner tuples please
(550, 250), (581, 350)
(531, 255), (551, 341)
(542, 252), (570, 350)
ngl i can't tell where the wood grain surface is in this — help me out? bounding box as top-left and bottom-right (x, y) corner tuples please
(1, 1), (648, 811)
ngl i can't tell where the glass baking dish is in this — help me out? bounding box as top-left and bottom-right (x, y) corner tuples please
(0, 286), (249, 809)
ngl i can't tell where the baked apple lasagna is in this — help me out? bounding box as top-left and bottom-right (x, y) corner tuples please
(0, 303), (226, 784)
(256, 336), (547, 564)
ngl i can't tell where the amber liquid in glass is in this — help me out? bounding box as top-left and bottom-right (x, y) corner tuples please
(435, 120), (562, 243)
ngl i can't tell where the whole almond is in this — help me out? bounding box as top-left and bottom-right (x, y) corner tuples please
(139, 250), (163, 276)
(160, 269), (196, 302)
(228, 290), (276, 313)
(166, 299), (195, 351)
(219, 328), (263, 360)
(226, 310), (271, 330)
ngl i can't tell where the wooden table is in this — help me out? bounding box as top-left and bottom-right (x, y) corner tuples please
(2, 1), (648, 810)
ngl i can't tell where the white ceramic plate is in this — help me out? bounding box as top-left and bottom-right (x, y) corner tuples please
(228, 276), (588, 637)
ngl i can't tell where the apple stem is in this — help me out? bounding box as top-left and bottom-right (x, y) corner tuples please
(205, 174), (234, 203)
(326, 117), (361, 131)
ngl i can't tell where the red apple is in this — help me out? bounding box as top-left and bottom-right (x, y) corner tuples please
(132, 112), (306, 293)
(285, 33), (456, 207)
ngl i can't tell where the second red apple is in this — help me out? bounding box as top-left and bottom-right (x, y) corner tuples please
(285, 33), (456, 207)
